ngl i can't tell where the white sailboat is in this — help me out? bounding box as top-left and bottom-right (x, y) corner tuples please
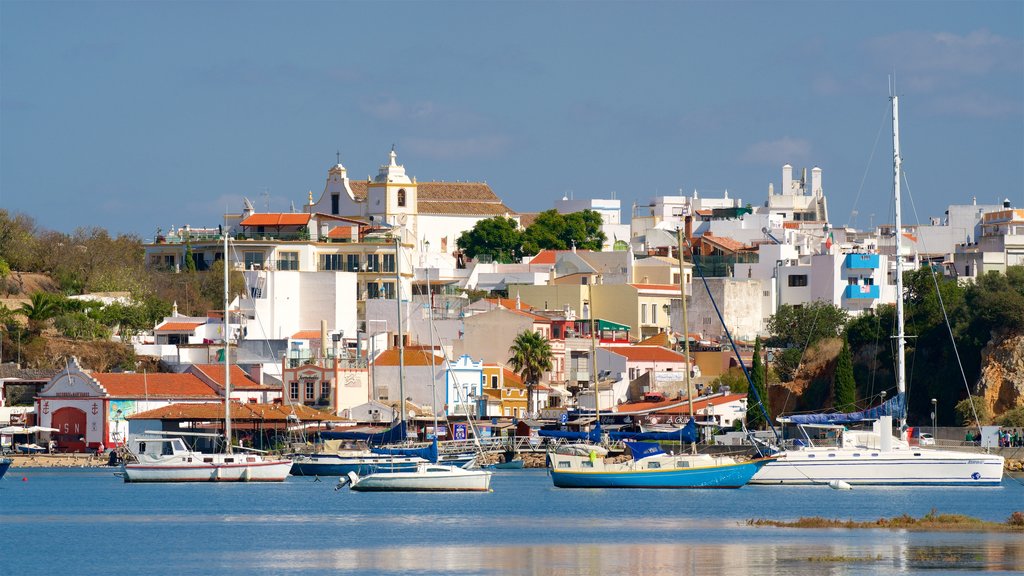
(751, 94), (1005, 486)
(342, 239), (492, 492)
(122, 232), (292, 483)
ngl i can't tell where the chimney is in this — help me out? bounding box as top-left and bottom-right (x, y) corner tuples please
(684, 215), (693, 245)
(811, 166), (822, 197)
(247, 364), (263, 385)
(320, 320), (329, 359)
(782, 164), (793, 194)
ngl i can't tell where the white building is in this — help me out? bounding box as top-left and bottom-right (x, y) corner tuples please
(554, 195), (631, 251)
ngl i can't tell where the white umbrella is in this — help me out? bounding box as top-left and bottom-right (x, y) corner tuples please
(0, 426), (31, 434)
(27, 426), (59, 433)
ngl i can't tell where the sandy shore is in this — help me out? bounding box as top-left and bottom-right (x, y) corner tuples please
(5, 453), (109, 468)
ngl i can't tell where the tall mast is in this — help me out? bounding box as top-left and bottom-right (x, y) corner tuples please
(223, 230), (232, 454)
(677, 227), (695, 454)
(892, 94), (907, 436)
(589, 280), (599, 428)
(426, 267), (439, 436)
(395, 235), (406, 426)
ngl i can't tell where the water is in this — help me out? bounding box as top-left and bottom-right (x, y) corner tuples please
(2, 468), (1022, 575)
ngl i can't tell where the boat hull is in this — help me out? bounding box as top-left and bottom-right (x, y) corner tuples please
(550, 458), (771, 489)
(487, 459), (525, 470)
(750, 449), (1005, 486)
(122, 459), (292, 483)
(0, 458), (10, 480)
(289, 454), (423, 477)
(348, 467), (492, 492)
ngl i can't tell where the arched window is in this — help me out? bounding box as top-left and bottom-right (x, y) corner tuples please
(397, 189), (406, 207)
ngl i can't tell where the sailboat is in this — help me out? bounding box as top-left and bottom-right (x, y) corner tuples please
(341, 239), (492, 492)
(121, 232), (292, 483)
(0, 457), (11, 480)
(750, 94), (1005, 486)
(548, 255), (776, 488)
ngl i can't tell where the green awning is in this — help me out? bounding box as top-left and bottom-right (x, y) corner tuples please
(597, 319), (630, 331)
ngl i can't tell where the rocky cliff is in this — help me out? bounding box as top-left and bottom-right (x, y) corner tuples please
(977, 332), (1024, 415)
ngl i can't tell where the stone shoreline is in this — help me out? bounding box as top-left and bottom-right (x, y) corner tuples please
(6, 454), (109, 468)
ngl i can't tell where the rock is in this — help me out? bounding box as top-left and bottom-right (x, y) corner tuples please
(977, 333), (1024, 416)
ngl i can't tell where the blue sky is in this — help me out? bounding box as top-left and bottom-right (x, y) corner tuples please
(2, 1), (1021, 239)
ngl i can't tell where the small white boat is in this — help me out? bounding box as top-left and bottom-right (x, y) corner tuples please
(122, 436), (292, 483)
(342, 462), (492, 492)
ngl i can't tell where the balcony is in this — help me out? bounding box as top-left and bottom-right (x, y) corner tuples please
(844, 254), (880, 269)
(843, 284), (880, 300)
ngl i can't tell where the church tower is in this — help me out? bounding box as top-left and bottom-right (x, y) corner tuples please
(367, 147), (418, 226)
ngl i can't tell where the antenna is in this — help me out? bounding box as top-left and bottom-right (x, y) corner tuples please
(261, 189), (270, 211)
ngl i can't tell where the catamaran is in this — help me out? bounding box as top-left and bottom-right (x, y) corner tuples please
(750, 94), (1005, 486)
(121, 232), (292, 483)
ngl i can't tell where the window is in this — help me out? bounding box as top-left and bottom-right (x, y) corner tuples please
(864, 277), (874, 285)
(641, 304), (647, 324)
(397, 189), (406, 207)
(305, 382), (315, 401)
(491, 375), (499, 388)
(788, 274), (808, 287)
(346, 254), (360, 272)
(321, 254), (343, 271)
(321, 381), (331, 401)
(163, 255), (176, 268)
(382, 254), (395, 273)
(331, 194), (339, 214)
(290, 382), (299, 401)
(244, 252), (264, 270)
(277, 252), (299, 271)
(652, 304), (658, 324)
(848, 277), (858, 285)
(504, 407), (511, 417)
(381, 282), (395, 300)
(366, 283), (380, 299)
(366, 254), (380, 272)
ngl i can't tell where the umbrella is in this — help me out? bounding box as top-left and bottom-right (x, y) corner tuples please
(27, 426), (59, 433)
(0, 426), (31, 435)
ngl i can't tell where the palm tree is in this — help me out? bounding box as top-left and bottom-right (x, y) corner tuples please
(508, 330), (553, 417)
(19, 292), (60, 334)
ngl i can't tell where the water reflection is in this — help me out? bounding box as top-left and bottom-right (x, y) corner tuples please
(238, 537), (1024, 575)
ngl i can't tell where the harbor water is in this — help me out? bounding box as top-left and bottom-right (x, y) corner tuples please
(2, 468), (1022, 575)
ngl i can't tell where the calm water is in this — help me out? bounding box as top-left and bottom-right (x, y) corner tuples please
(1, 468), (1022, 576)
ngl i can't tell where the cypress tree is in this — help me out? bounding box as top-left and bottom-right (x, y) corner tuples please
(834, 337), (856, 412)
(747, 337), (769, 429)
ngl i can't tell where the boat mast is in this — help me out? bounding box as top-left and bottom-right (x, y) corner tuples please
(426, 266), (439, 437)
(223, 229), (232, 454)
(892, 94), (907, 437)
(589, 279), (600, 434)
(677, 227), (696, 454)
(395, 235), (406, 427)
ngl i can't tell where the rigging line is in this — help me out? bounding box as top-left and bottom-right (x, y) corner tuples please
(685, 236), (781, 445)
(846, 101), (891, 229)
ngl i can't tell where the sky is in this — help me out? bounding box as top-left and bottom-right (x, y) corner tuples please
(1, 1), (1022, 240)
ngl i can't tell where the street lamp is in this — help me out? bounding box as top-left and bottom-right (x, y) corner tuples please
(931, 398), (937, 442)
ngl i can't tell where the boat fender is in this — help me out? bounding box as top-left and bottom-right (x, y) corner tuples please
(827, 480), (853, 491)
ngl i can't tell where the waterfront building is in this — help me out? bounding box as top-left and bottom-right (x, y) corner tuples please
(950, 204), (1024, 280)
(280, 356), (369, 418)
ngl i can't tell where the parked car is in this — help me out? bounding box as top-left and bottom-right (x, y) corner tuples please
(918, 433), (935, 446)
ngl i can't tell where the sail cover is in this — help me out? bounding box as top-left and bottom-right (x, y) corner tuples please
(320, 421), (407, 445)
(624, 441), (664, 460)
(784, 393), (905, 425)
(610, 418), (698, 443)
(370, 437), (439, 463)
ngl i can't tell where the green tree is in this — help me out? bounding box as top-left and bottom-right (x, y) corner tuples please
(507, 330), (553, 416)
(184, 243), (197, 272)
(833, 336), (856, 412)
(767, 301), (849, 349)
(521, 209), (606, 254)
(954, 395), (992, 426)
(18, 292), (61, 334)
(456, 216), (522, 263)
(747, 337), (770, 429)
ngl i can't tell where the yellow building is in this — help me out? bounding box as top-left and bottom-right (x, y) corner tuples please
(481, 365), (531, 418)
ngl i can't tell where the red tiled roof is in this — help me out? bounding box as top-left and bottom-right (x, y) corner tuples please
(155, 322), (203, 332)
(326, 226), (358, 239)
(528, 250), (560, 265)
(603, 345), (688, 363)
(128, 402), (348, 422)
(240, 213), (312, 227)
(484, 298), (550, 322)
(374, 349), (446, 367)
(502, 368), (523, 385)
(292, 330), (323, 339)
(637, 333), (672, 347)
(699, 233), (746, 252)
(191, 364), (269, 390)
(618, 393), (746, 414)
(93, 373), (219, 398)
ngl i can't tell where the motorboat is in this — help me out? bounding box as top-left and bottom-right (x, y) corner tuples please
(342, 461), (492, 492)
(122, 434), (292, 483)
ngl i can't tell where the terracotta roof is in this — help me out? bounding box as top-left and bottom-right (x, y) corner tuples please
(618, 393), (747, 414)
(190, 364), (269, 390)
(484, 298), (550, 322)
(292, 330), (323, 339)
(374, 349), (446, 367)
(418, 200), (516, 216)
(637, 333), (673, 348)
(326, 226), (358, 239)
(528, 250), (561, 265)
(602, 345), (688, 363)
(93, 373), (219, 398)
(630, 283), (681, 292)
(346, 181), (515, 217)
(502, 368), (523, 385)
(240, 213), (312, 227)
(698, 233), (746, 252)
(518, 212), (540, 228)
(155, 322), (204, 332)
(128, 401), (348, 422)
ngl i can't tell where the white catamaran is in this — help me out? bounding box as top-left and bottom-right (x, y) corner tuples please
(751, 94), (1004, 486)
(122, 232), (292, 483)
